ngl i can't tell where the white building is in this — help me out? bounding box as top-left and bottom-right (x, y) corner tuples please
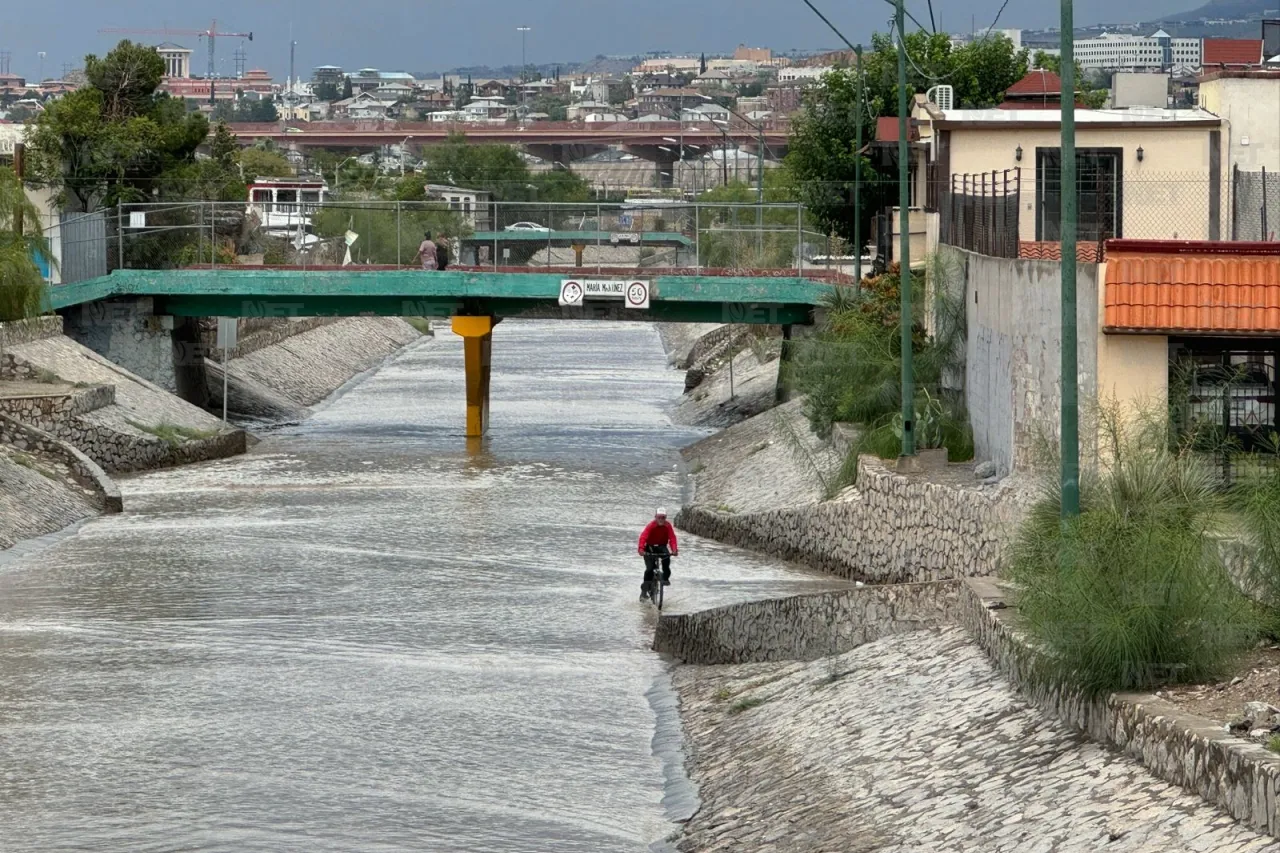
(157, 43), (192, 79)
(778, 66), (833, 83)
(463, 97), (510, 122)
(1074, 30), (1200, 72)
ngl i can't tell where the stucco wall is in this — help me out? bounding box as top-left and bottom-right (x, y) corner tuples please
(946, 124), (1221, 241)
(61, 298), (180, 393)
(959, 248), (1101, 474)
(653, 581), (961, 664)
(1097, 331), (1168, 413)
(1199, 76), (1280, 175)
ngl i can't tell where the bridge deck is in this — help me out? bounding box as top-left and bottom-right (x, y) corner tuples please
(49, 268), (833, 325)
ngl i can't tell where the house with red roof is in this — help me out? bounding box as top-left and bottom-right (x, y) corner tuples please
(1202, 39), (1264, 71)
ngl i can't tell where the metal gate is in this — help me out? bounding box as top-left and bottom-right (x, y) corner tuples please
(58, 210), (108, 284)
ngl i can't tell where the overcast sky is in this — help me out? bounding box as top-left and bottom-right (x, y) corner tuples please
(3, 0), (1190, 81)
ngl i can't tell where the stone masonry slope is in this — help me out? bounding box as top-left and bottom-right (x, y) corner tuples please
(681, 398), (838, 514)
(674, 626), (1280, 853)
(6, 335), (223, 433)
(0, 447), (97, 550)
(219, 317), (421, 409)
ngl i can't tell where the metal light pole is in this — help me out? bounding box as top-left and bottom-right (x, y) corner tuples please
(517, 26), (531, 81)
(854, 44), (864, 284)
(1060, 0), (1080, 517)
(896, 0), (915, 458)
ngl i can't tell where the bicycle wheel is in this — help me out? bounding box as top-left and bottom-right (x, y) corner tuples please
(653, 576), (664, 610)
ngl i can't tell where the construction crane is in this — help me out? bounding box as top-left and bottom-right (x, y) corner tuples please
(99, 20), (253, 103)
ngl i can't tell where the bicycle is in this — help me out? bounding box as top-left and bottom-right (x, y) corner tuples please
(640, 546), (675, 610)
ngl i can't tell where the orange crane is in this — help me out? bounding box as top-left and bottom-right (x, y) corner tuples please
(99, 20), (253, 102)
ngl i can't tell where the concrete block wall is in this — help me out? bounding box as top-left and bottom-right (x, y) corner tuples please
(677, 456), (1028, 584)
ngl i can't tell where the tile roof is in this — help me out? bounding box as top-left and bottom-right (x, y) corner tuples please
(875, 116), (919, 142)
(1202, 39), (1263, 68)
(1104, 240), (1280, 334)
(1005, 69), (1062, 97)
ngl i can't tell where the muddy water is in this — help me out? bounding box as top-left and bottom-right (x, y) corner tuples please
(0, 321), (837, 852)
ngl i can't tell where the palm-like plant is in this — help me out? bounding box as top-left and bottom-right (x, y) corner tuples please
(0, 165), (51, 322)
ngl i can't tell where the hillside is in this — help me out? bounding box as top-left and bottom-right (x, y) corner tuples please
(1166, 0), (1278, 21)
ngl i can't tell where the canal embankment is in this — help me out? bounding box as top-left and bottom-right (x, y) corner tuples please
(0, 314), (426, 552)
(659, 322), (1280, 849)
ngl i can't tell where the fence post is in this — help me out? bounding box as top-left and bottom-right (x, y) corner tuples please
(210, 202), (216, 268)
(694, 203), (700, 272)
(1264, 166), (1270, 241)
(1232, 164), (1239, 241)
(597, 203), (603, 275)
(397, 201), (402, 266)
(116, 201), (124, 271)
(796, 202), (803, 276)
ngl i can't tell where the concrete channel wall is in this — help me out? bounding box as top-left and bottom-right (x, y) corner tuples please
(677, 456), (1026, 584)
(960, 577), (1280, 839)
(0, 414), (122, 513)
(654, 581), (962, 664)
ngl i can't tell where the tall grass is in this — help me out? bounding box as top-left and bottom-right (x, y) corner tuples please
(1006, 414), (1259, 694)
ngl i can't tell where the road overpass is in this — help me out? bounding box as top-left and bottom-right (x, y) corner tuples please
(223, 121), (790, 182)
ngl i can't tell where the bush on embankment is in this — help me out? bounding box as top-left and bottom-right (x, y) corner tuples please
(1006, 418), (1259, 695)
(788, 255), (973, 485)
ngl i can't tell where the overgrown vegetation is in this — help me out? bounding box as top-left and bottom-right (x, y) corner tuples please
(790, 252), (973, 486)
(728, 696), (768, 715)
(0, 166), (51, 322)
(126, 420), (222, 446)
(1006, 411), (1260, 694)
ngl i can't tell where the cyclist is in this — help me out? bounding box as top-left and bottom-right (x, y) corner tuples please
(638, 508), (678, 600)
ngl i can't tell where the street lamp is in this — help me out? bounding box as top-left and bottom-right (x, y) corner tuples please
(517, 26), (531, 81)
(333, 155), (359, 194)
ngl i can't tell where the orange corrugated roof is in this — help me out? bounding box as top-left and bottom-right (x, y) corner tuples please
(1105, 240), (1280, 334)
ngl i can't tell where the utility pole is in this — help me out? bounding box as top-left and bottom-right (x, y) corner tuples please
(854, 44), (864, 285)
(1060, 0), (1080, 517)
(896, 0), (915, 458)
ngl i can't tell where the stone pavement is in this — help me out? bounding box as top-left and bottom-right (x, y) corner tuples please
(673, 627), (1280, 852)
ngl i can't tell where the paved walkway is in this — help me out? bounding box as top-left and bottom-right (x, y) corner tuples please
(674, 627), (1280, 852)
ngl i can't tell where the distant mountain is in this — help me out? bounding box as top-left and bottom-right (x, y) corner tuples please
(1165, 0), (1279, 22)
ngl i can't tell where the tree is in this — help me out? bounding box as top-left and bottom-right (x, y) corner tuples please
(858, 32), (1027, 116)
(341, 78), (353, 100)
(25, 40), (209, 211)
(421, 134), (532, 200)
(786, 68), (889, 246)
(84, 40), (165, 120)
(157, 121), (246, 202)
(610, 78), (634, 106)
(700, 53), (707, 75)
(240, 148), (294, 182)
(314, 81), (340, 102)
(0, 166), (52, 321)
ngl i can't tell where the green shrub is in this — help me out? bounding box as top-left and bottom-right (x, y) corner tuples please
(1006, 432), (1259, 694)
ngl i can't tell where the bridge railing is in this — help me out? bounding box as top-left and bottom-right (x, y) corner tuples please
(79, 199), (842, 279)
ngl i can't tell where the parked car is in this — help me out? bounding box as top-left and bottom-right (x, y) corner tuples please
(505, 221), (551, 232)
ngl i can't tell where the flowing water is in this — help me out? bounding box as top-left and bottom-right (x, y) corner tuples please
(0, 321), (838, 852)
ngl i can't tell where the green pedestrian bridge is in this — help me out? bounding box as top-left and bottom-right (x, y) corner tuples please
(44, 248), (841, 438)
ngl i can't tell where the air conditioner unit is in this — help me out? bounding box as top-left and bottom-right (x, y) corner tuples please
(926, 84), (954, 112)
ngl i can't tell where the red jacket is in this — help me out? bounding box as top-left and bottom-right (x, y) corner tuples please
(639, 520), (678, 552)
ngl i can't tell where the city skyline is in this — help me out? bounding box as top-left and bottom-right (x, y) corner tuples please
(2, 0), (1185, 82)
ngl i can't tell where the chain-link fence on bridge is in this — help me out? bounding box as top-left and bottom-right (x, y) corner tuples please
(53, 199), (848, 281)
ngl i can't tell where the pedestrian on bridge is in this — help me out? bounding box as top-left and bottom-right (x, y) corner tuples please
(415, 231), (439, 271)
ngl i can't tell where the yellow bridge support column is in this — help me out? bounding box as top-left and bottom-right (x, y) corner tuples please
(451, 315), (497, 438)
